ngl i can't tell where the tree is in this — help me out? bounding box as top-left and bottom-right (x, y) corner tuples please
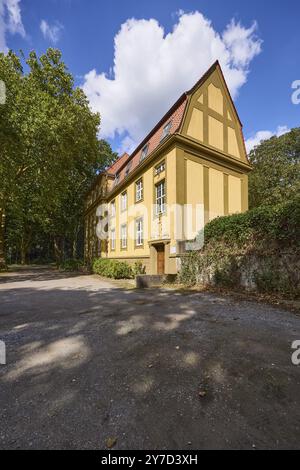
(248, 128), (300, 209)
(0, 48), (117, 268)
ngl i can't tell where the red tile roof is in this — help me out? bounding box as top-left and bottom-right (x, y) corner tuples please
(108, 152), (130, 175)
(106, 96), (187, 186)
(106, 61), (236, 187)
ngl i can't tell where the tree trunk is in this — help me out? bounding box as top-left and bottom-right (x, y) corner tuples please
(54, 236), (63, 267)
(72, 239), (77, 259)
(20, 241), (26, 266)
(0, 208), (7, 270)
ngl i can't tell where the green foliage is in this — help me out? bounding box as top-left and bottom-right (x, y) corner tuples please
(0, 48), (117, 265)
(93, 258), (133, 280)
(178, 252), (200, 286)
(204, 196), (300, 248)
(248, 128), (300, 208)
(133, 261), (146, 276)
(59, 258), (84, 272)
(179, 198), (300, 298)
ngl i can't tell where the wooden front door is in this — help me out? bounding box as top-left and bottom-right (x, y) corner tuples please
(156, 244), (165, 275)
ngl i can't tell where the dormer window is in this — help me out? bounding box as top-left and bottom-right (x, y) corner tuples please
(160, 121), (172, 142)
(140, 144), (149, 161)
(125, 161), (132, 177)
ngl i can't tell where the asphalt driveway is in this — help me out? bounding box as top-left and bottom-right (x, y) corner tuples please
(0, 267), (299, 450)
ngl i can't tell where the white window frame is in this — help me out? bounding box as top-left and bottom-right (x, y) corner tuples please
(115, 173), (120, 186)
(121, 191), (127, 212)
(155, 161), (165, 176)
(111, 229), (116, 251)
(160, 121), (172, 141)
(121, 224), (127, 249)
(136, 178), (143, 202)
(140, 144), (149, 161)
(135, 218), (143, 247)
(110, 200), (116, 218)
(156, 180), (166, 215)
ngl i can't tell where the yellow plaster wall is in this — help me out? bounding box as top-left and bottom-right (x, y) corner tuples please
(209, 168), (224, 220)
(187, 108), (204, 142)
(228, 175), (242, 214)
(106, 148), (177, 261)
(208, 116), (224, 151)
(208, 82), (224, 115)
(182, 66), (248, 164)
(228, 127), (241, 159)
(185, 159), (204, 237)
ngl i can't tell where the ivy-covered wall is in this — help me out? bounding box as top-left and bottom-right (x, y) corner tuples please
(179, 197), (300, 298)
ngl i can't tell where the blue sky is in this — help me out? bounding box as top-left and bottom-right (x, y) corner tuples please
(1, 0), (300, 154)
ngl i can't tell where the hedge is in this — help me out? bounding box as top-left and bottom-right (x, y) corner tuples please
(93, 259), (133, 279)
(203, 196), (300, 247)
(179, 196), (300, 298)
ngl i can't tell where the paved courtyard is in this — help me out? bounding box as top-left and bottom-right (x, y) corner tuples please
(0, 267), (299, 450)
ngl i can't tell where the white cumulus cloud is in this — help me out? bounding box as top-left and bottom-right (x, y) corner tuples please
(40, 19), (63, 44)
(0, 0), (25, 52)
(82, 11), (262, 153)
(245, 125), (290, 153)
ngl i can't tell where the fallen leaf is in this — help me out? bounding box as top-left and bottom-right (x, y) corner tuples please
(198, 391), (207, 398)
(106, 437), (117, 449)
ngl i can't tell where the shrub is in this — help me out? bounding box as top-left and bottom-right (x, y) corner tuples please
(133, 261), (146, 276)
(179, 197), (300, 298)
(59, 258), (84, 272)
(93, 258), (133, 279)
(203, 196), (300, 248)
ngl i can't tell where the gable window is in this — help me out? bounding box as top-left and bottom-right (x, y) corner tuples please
(110, 229), (116, 251)
(135, 178), (143, 202)
(110, 200), (116, 218)
(121, 191), (127, 212)
(121, 224), (127, 249)
(115, 172), (120, 186)
(160, 121), (172, 142)
(135, 217), (143, 247)
(155, 180), (166, 215)
(140, 144), (149, 161)
(155, 161), (165, 176)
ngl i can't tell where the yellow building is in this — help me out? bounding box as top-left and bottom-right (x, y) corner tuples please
(84, 61), (251, 275)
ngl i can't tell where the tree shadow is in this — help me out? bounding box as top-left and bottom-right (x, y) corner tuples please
(0, 278), (299, 450)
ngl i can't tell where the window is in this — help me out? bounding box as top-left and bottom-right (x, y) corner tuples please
(135, 178), (143, 202)
(160, 121), (172, 142)
(125, 162), (132, 177)
(111, 229), (116, 251)
(121, 191), (127, 212)
(140, 144), (149, 161)
(135, 218), (143, 247)
(156, 180), (166, 215)
(110, 200), (116, 218)
(155, 161), (165, 176)
(121, 224), (127, 249)
(115, 173), (120, 186)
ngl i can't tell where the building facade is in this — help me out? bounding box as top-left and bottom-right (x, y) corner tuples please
(84, 62), (252, 275)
